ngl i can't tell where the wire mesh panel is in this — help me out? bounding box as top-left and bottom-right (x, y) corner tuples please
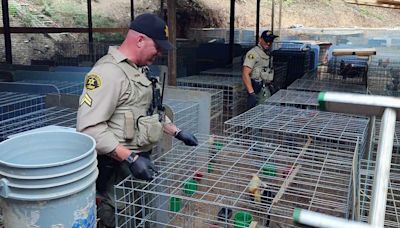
(266, 89), (319, 110)
(0, 107), (77, 141)
(177, 76), (246, 122)
(287, 79), (367, 93)
(359, 157), (400, 228)
(174, 86), (224, 135)
(164, 99), (200, 144)
(115, 134), (355, 227)
(224, 105), (369, 161)
(0, 92), (45, 121)
(18, 80), (84, 95)
(367, 55), (400, 97)
(199, 68), (242, 77)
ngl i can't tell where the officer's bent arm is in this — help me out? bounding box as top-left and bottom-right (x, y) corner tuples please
(242, 66), (254, 94)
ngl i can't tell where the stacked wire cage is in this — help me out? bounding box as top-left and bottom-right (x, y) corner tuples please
(272, 42), (311, 88)
(265, 89), (319, 110)
(0, 106), (77, 141)
(17, 80), (84, 95)
(173, 86), (224, 135)
(321, 54), (369, 86)
(223, 105), (369, 219)
(115, 134), (357, 227)
(287, 78), (367, 94)
(164, 98), (200, 145)
(0, 92), (45, 121)
(199, 67), (242, 78)
(177, 76), (246, 122)
(367, 54), (400, 97)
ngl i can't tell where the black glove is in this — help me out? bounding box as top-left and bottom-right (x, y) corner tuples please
(247, 92), (258, 109)
(128, 154), (157, 181)
(175, 130), (198, 146)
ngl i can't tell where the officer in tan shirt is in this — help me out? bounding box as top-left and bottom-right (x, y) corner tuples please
(242, 30), (278, 109)
(77, 13), (198, 227)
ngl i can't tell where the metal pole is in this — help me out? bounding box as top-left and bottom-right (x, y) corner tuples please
(369, 108), (396, 227)
(271, 0), (275, 32)
(293, 208), (372, 228)
(87, 0), (94, 62)
(256, 0), (260, 45)
(131, 0), (135, 21)
(228, 0), (235, 65)
(318, 92), (400, 118)
(2, 0), (12, 64)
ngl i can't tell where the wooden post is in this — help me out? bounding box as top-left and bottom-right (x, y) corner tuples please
(167, 0), (177, 86)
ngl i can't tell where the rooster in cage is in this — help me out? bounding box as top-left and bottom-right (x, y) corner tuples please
(339, 59), (368, 80)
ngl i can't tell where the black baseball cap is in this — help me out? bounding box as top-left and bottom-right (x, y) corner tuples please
(129, 13), (173, 51)
(261, 30), (279, 43)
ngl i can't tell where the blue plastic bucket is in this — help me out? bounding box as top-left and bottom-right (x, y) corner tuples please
(0, 131), (98, 227)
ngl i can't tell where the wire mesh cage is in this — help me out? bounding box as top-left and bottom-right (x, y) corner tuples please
(164, 99), (200, 144)
(0, 92), (45, 121)
(287, 79), (367, 93)
(173, 86), (224, 135)
(177, 76), (246, 122)
(199, 68), (242, 78)
(224, 105), (369, 162)
(322, 55), (369, 85)
(17, 80), (84, 95)
(265, 89), (319, 110)
(115, 134), (356, 227)
(367, 55), (400, 97)
(0, 107), (77, 142)
(359, 156), (400, 228)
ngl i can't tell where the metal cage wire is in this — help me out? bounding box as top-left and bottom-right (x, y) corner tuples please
(177, 76), (246, 122)
(265, 89), (319, 110)
(287, 79), (367, 94)
(115, 134), (356, 227)
(0, 92), (45, 121)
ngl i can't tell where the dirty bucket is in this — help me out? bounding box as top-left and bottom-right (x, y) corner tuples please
(0, 131), (98, 227)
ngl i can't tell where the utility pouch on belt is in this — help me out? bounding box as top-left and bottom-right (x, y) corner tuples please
(260, 68), (274, 82)
(124, 112), (134, 140)
(136, 114), (163, 147)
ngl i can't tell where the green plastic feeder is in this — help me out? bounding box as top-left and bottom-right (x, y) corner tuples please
(208, 163), (213, 173)
(169, 197), (182, 212)
(214, 140), (223, 151)
(234, 211), (253, 228)
(262, 164), (277, 176)
(183, 179), (198, 195)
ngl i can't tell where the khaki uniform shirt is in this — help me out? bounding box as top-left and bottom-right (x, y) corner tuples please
(243, 45), (274, 82)
(77, 46), (163, 154)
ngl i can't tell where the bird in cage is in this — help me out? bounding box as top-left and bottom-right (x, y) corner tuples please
(386, 68), (400, 95)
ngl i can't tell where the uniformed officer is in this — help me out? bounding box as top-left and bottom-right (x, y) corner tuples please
(242, 30), (279, 109)
(76, 13), (198, 227)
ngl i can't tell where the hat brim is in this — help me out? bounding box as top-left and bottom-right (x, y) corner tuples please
(155, 39), (174, 51)
(262, 35), (279, 42)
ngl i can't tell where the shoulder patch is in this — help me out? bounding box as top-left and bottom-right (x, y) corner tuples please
(85, 74), (102, 91)
(248, 54), (255, 60)
(80, 93), (92, 107)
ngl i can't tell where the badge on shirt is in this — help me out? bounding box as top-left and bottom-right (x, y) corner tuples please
(248, 54), (255, 60)
(85, 74), (102, 91)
